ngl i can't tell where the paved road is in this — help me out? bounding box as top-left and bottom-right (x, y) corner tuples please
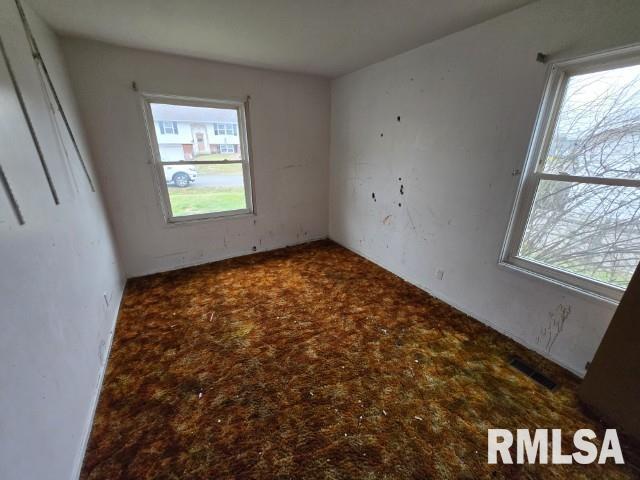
(194, 174), (244, 187)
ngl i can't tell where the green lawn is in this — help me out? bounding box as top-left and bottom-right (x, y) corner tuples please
(195, 163), (243, 176)
(192, 153), (243, 176)
(168, 186), (246, 216)
(196, 152), (242, 162)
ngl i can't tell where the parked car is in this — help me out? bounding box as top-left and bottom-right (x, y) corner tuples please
(163, 165), (197, 187)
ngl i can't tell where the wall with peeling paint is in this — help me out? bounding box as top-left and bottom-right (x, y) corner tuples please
(329, 0), (640, 376)
(0, 1), (124, 479)
(60, 38), (330, 278)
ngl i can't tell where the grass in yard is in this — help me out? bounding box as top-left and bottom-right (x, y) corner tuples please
(195, 163), (243, 176)
(168, 186), (246, 216)
(196, 152), (242, 162)
(196, 153), (242, 161)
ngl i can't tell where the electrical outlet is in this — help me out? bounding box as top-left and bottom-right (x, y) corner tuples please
(435, 269), (445, 280)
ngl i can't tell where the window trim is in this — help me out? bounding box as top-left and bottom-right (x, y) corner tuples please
(500, 44), (640, 304)
(140, 93), (255, 223)
(214, 123), (238, 136)
(219, 143), (236, 154)
(158, 120), (178, 135)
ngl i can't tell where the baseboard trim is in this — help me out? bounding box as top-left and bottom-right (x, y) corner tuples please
(128, 235), (329, 279)
(330, 236), (584, 379)
(71, 278), (126, 480)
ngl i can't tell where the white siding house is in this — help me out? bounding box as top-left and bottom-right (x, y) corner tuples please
(150, 104), (241, 161)
(154, 121), (194, 161)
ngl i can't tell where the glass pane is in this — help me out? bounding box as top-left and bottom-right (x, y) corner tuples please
(543, 63), (640, 179)
(150, 103), (242, 161)
(164, 163), (247, 217)
(518, 180), (640, 288)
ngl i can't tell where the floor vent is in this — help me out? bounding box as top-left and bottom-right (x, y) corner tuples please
(509, 357), (557, 391)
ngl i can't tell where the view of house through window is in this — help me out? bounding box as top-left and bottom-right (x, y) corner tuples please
(145, 100), (252, 220)
(506, 58), (640, 296)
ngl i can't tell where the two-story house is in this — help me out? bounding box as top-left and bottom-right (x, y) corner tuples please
(150, 103), (240, 161)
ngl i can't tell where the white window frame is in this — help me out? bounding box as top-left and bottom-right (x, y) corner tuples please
(140, 93), (255, 223)
(159, 120), (178, 135)
(219, 143), (235, 153)
(500, 44), (640, 304)
(214, 123), (237, 136)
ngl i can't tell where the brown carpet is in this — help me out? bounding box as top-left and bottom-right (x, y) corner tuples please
(81, 240), (637, 479)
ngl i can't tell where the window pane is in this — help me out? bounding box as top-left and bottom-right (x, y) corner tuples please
(150, 103), (241, 161)
(165, 162), (247, 216)
(543, 64), (640, 179)
(518, 180), (640, 288)
(146, 100), (251, 219)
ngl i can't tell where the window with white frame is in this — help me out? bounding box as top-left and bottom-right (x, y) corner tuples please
(158, 120), (178, 135)
(142, 96), (253, 222)
(219, 144), (235, 153)
(502, 47), (640, 301)
(214, 122), (238, 136)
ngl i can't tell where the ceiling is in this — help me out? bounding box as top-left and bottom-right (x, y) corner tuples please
(28, 0), (534, 77)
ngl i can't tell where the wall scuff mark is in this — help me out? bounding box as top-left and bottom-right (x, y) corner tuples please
(406, 209), (417, 232)
(98, 339), (107, 365)
(0, 164), (25, 225)
(0, 34), (58, 204)
(14, 0), (96, 192)
(537, 304), (571, 353)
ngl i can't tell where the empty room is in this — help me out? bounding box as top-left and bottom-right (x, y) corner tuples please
(2, 0), (640, 478)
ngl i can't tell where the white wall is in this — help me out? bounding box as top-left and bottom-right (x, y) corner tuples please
(0, 1), (124, 479)
(60, 38), (330, 277)
(329, 0), (640, 376)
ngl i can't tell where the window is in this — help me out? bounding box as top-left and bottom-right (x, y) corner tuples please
(158, 121), (178, 135)
(214, 123), (238, 136)
(219, 144), (235, 153)
(142, 95), (253, 222)
(502, 47), (640, 302)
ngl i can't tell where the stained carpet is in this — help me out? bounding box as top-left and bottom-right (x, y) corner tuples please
(81, 240), (637, 479)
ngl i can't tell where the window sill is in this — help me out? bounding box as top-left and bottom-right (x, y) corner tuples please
(497, 260), (620, 307)
(163, 210), (255, 227)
